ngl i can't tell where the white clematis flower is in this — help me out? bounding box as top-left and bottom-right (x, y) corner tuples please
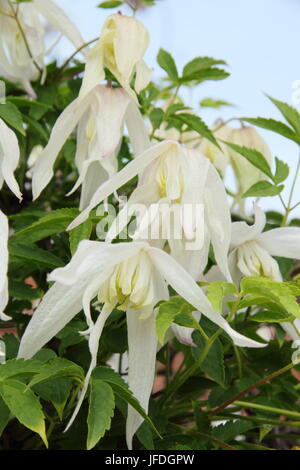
(79, 13), (151, 103)
(0, 118), (22, 200)
(32, 85), (150, 206)
(199, 123), (231, 177)
(229, 205), (300, 282)
(0, 211), (10, 321)
(0, 0), (85, 97)
(68, 140), (233, 281)
(17, 240), (263, 448)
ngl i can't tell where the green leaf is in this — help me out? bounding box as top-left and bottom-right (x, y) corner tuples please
(242, 181), (284, 198)
(174, 113), (219, 148)
(10, 208), (79, 244)
(194, 406), (211, 434)
(23, 114), (49, 142)
(241, 276), (300, 318)
(267, 95), (300, 135)
(259, 424), (273, 442)
(251, 310), (294, 323)
(156, 297), (195, 345)
(192, 330), (225, 386)
(223, 142), (273, 179)
(157, 49), (179, 82)
(9, 280), (43, 300)
(0, 379), (47, 446)
(0, 397), (10, 436)
(183, 57), (226, 77)
(97, 0), (123, 7)
(273, 157), (289, 184)
(0, 358), (43, 381)
(200, 98), (233, 109)
(9, 243), (64, 269)
(33, 377), (72, 420)
(69, 219), (93, 255)
(0, 102), (25, 135)
(180, 68), (229, 84)
(149, 107), (164, 132)
(92, 366), (161, 438)
(28, 358), (84, 387)
(241, 117), (300, 145)
(87, 379), (115, 450)
(212, 419), (255, 442)
(206, 282), (237, 312)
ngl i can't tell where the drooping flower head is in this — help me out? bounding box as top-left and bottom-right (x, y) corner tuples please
(0, 0), (85, 96)
(79, 13), (151, 103)
(18, 240), (263, 448)
(31, 85), (150, 206)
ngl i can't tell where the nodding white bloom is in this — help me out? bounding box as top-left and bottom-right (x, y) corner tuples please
(0, 118), (22, 200)
(199, 124), (231, 177)
(0, 211), (10, 321)
(79, 13), (151, 103)
(26, 144), (43, 179)
(68, 140), (233, 281)
(282, 319), (300, 364)
(32, 85), (150, 206)
(18, 240), (263, 448)
(0, 0), (85, 97)
(229, 205), (300, 282)
(227, 125), (272, 193)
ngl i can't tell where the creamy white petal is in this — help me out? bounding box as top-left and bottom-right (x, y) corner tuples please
(79, 42), (105, 100)
(231, 204), (266, 247)
(148, 247), (265, 348)
(32, 94), (93, 200)
(0, 211), (10, 321)
(34, 0), (85, 51)
(0, 119), (22, 200)
(258, 227), (300, 260)
(125, 100), (150, 157)
(204, 165), (232, 281)
(171, 311), (201, 346)
(67, 141), (174, 230)
(134, 59), (152, 94)
(126, 307), (157, 450)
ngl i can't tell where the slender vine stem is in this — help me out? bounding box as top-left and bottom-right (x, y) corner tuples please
(281, 151), (300, 226)
(59, 37), (100, 72)
(209, 361), (295, 416)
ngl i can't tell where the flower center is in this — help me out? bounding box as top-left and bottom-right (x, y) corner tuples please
(156, 150), (185, 201)
(98, 250), (155, 310)
(236, 240), (280, 279)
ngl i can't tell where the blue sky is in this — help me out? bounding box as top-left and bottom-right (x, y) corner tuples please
(55, 0), (300, 217)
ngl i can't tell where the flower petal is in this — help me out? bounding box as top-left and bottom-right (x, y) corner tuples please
(134, 59), (152, 94)
(258, 227), (300, 260)
(204, 164), (232, 281)
(0, 119), (22, 200)
(125, 100), (150, 157)
(148, 247), (265, 348)
(126, 307), (157, 450)
(32, 94), (93, 200)
(34, 0), (85, 51)
(0, 211), (10, 321)
(231, 204), (266, 247)
(67, 141), (174, 230)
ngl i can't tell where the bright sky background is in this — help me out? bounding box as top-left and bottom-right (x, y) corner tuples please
(54, 0), (300, 218)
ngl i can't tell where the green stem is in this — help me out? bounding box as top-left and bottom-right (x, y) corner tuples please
(210, 361), (295, 416)
(59, 37), (99, 72)
(214, 412), (300, 428)
(234, 400), (300, 419)
(281, 152), (300, 226)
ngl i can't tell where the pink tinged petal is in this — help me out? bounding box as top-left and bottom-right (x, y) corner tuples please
(32, 94), (93, 200)
(281, 319), (300, 342)
(258, 227), (300, 260)
(0, 119), (22, 200)
(67, 140), (175, 231)
(231, 204), (266, 248)
(34, 0), (85, 51)
(125, 100), (150, 157)
(0, 211), (10, 321)
(148, 247), (265, 348)
(65, 304), (113, 432)
(126, 307), (157, 450)
(204, 165), (232, 282)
